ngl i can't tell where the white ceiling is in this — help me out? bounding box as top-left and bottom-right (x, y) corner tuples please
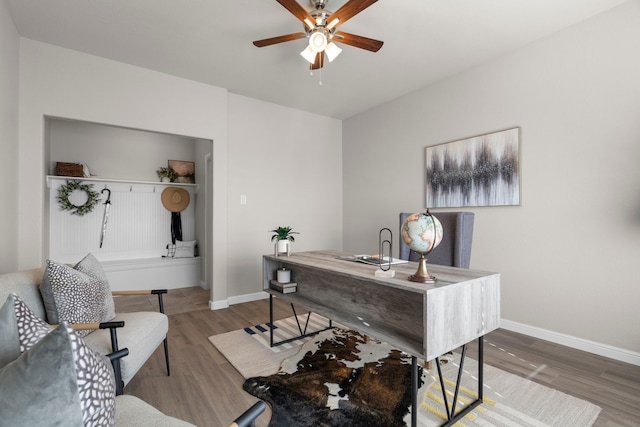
(5, 0), (628, 119)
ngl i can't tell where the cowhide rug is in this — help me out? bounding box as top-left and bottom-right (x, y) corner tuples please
(243, 328), (424, 427)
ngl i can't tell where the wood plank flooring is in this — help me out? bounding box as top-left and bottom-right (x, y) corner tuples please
(115, 287), (640, 427)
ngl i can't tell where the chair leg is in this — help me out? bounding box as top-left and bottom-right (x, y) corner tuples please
(163, 337), (170, 376)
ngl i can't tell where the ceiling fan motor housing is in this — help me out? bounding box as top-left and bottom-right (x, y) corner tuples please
(310, 0), (329, 9)
(309, 8), (331, 30)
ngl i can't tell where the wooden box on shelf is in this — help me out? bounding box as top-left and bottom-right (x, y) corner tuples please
(56, 162), (84, 177)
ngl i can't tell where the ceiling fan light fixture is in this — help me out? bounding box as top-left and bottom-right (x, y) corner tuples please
(325, 42), (342, 62)
(300, 45), (317, 64)
(326, 18), (339, 31)
(304, 18), (315, 30)
(309, 31), (327, 52)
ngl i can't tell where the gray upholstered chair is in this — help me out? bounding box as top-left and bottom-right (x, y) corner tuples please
(0, 268), (169, 395)
(399, 211), (475, 268)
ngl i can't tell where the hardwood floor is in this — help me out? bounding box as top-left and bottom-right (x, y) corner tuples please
(115, 287), (640, 427)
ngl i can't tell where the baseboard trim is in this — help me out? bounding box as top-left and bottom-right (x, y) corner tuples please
(228, 291), (269, 306)
(210, 299), (229, 310)
(500, 319), (640, 366)
(210, 291), (269, 311)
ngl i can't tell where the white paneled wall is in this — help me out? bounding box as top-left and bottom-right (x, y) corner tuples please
(47, 176), (200, 290)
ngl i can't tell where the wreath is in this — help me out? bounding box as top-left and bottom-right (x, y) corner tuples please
(57, 180), (100, 216)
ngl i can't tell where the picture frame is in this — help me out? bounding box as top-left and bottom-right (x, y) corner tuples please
(168, 160), (195, 184)
(425, 127), (520, 208)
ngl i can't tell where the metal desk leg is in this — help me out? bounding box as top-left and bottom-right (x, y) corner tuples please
(267, 294), (332, 347)
(412, 356), (418, 427)
(436, 336), (485, 427)
(269, 294), (274, 347)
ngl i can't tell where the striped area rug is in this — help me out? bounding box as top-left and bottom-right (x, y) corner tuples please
(417, 357), (601, 426)
(209, 317), (602, 426)
(241, 313), (332, 353)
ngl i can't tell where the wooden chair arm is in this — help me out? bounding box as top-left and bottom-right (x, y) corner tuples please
(112, 289), (168, 314)
(52, 321), (125, 331)
(112, 289), (168, 296)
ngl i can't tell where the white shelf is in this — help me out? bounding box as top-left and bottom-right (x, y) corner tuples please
(46, 175), (198, 193)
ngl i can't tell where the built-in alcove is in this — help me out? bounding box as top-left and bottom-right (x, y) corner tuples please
(44, 117), (213, 291)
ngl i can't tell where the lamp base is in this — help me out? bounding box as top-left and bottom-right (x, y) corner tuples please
(408, 256), (437, 284)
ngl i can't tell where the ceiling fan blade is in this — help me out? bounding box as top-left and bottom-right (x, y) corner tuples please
(253, 32), (307, 47)
(310, 51), (325, 70)
(333, 31), (383, 52)
(329, 0), (379, 28)
(276, 0), (314, 24)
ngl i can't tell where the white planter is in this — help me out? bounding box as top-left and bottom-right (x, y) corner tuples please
(275, 240), (291, 256)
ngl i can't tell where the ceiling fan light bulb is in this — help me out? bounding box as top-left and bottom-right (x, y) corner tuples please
(300, 46), (317, 64)
(304, 18), (315, 30)
(326, 18), (339, 31)
(309, 31), (327, 53)
(325, 42), (342, 62)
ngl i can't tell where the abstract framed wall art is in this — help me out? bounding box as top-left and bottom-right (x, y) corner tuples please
(426, 127), (520, 208)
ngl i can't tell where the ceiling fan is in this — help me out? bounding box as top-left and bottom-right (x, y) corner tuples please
(253, 0), (383, 70)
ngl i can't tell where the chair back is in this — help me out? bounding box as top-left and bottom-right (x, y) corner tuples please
(399, 212), (475, 268)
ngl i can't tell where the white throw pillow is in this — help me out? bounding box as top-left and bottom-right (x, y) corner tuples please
(174, 240), (196, 258)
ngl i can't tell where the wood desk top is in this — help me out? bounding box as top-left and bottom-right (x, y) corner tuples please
(263, 250), (501, 360)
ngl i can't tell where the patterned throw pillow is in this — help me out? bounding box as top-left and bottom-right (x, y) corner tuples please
(0, 294), (52, 369)
(0, 323), (116, 427)
(74, 253), (116, 320)
(0, 294), (115, 426)
(40, 254), (116, 337)
(65, 323), (116, 426)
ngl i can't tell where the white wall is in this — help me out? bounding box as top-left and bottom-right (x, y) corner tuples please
(226, 94), (343, 301)
(47, 119), (197, 181)
(15, 38), (344, 308)
(343, 1), (640, 363)
(17, 39), (229, 304)
(0, 0), (19, 273)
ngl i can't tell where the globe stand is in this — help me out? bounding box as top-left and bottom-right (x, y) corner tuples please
(408, 253), (437, 284)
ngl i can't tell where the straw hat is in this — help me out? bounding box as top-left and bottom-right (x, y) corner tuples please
(161, 187), (190, 212)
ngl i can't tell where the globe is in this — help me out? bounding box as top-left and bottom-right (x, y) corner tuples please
(401, 212), (443, 283)
(401, 212), (443, 254)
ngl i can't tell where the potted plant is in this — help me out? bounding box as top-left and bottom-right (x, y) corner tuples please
(157, 167), (177, 183)
(270, 226), (299, 256)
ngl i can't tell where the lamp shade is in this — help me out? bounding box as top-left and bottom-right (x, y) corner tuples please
(325, 42), (342, 62)
(300, 45), (317, 64)
(309, 31), (327, 52)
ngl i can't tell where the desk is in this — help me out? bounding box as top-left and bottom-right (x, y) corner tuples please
(263, 250), (500, 426)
